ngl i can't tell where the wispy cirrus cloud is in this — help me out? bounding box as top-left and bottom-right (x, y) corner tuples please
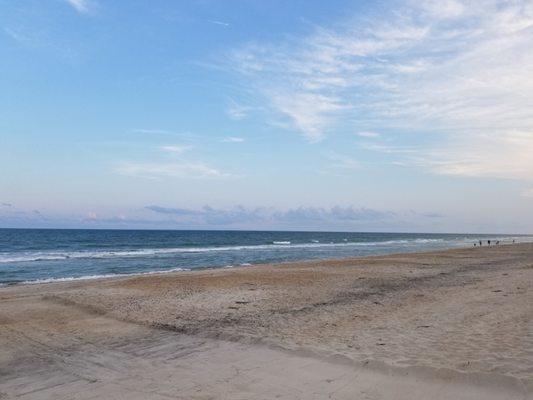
(415, 131), (533, 180)
(221, 136), (244, 143)
(65, 0), (94, 14)
(230, 0), (533, 180)
(356, 131), (380, 138)
(117, 136), (228, 180)
(363, 130), (533, 181)
(116, 162), (228, 179)
(159, 145), (192, 154)
(3, 28), (29, 45)
(327, 152), (359, 170)
(226, 99), (251, 120)
(523, 187), (533, 198)
(130, 129), (192, 137)
(208, 20), (230, 27)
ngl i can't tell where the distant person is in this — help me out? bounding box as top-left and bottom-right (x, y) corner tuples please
(488, 240), (491, 246)
(479, 240), (482, 246)
(513, 239), (515, 244)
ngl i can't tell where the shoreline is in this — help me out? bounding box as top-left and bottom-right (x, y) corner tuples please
(1, 243), (532, 398)
(2, 240), (528, 288)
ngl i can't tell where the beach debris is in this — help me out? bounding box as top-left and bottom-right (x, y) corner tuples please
(235, 300), (250, 304)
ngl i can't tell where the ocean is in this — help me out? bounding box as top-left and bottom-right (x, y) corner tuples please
(0, 229), (530, 285)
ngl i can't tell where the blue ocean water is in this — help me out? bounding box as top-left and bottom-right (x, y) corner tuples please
(0, 229), (530, 285)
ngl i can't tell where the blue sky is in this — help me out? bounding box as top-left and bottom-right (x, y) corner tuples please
(1, 0), (532, 232)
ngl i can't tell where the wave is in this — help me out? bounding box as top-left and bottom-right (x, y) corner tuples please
(21, 267), (189, 285)
(3, 237), (530, 264)
(14, 262), (261, 286)
(0, 238), (454, 263)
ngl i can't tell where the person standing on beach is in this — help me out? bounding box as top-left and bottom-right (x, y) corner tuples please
(488, 240), (491, 246)
(479, 240), (482, 246)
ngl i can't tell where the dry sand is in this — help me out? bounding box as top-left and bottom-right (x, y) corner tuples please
(1, 243), (532, 399)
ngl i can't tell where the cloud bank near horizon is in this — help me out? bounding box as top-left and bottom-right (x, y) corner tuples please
(0, 204), (447, 231)
(144, 205), (402, 227)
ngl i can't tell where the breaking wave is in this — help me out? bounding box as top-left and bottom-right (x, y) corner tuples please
(0, 238), (450, 264)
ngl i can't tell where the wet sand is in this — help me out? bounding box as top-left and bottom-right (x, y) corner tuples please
(1, 243), (532, 399)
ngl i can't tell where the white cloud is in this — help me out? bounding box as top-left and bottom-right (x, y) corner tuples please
(417, 0), (466, 19)
(270, 92), (347, 142)
(419, 131), (533, 180)
(523, 187), (533, 198)
(227, 103), (249, 120)
(362, 130), (533, 180)
(327, 152), (359, 170)
(116, 162), (228, 179)
(230, 0), (533, 180)
(145, 205), (399, 227)
(357, 131), (380, 138)
(65, 0), (93, 14)
(3, 28), (27, 44)
(208, 20), (230, 27)
(222, 136), (244, 143)
(159, 145), (191, 154)
(131, 129), (189, 137)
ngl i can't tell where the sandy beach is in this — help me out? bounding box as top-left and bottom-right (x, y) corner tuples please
(1, 243), (532, 399)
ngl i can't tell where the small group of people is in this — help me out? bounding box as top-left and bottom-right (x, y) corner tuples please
(475, 239), (496, 247)
(474, 239), (515, 247)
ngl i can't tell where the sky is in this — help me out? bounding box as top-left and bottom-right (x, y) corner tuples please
(1, 0), (532, 233)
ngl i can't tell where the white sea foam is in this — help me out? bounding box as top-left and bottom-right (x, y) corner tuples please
(14, 262), (261, 285)
(21, 267), (189, 285)
(2, 236), (531, 264)
(0, 239), (452, 264)
(6, 235), (533, 286)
